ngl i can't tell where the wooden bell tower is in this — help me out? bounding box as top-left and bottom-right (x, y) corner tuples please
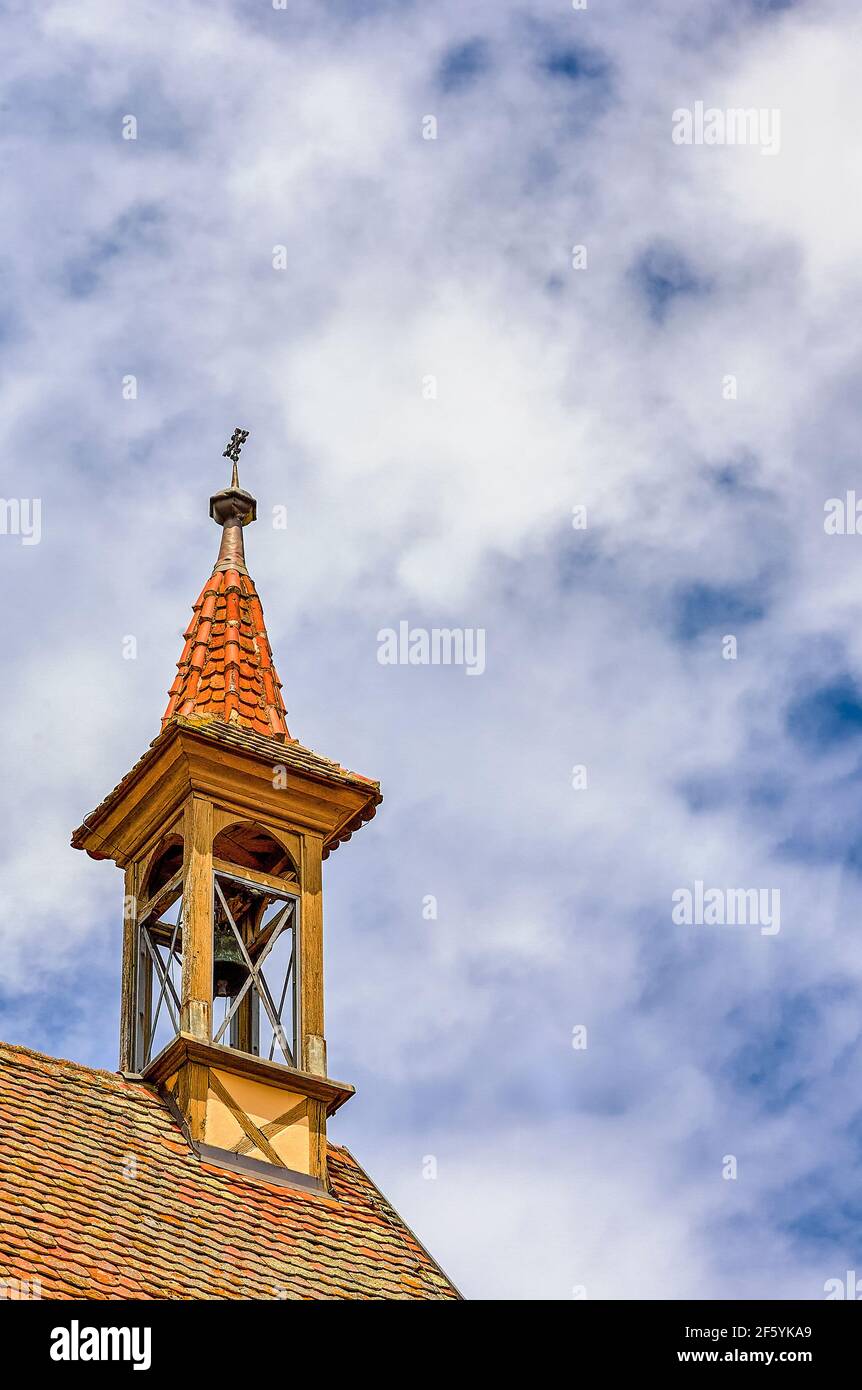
(72, 432), (381, 1190)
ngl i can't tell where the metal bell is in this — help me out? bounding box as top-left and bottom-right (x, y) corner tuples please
(213, 924), (248, 998)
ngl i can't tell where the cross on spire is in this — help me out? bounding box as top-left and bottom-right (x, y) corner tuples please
(222, 428), (250, 483)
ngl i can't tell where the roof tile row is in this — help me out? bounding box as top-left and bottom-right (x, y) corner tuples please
(163, 567), (290, 740)
(0, 1044), (458, 1301)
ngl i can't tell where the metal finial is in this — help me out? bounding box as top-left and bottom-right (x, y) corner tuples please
(222, 427), (250, 471)
(211, 429), (256, 574)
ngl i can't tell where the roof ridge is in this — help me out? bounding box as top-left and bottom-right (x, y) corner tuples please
(337, 1145), (464, 1299)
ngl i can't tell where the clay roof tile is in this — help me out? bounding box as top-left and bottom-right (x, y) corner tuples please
(162, 568), (290, 740)
(0, 1043), (458, 1301)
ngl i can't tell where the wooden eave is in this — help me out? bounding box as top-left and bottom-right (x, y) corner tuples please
(141, 1033), (356, 1117)
(71, 718), (382, 867)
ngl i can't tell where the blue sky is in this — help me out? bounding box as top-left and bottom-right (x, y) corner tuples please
(2, 0), (862, 1298)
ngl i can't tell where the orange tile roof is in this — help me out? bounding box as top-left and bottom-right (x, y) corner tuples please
(0, 1043), (459, 1301)
(163, 565), (290, 741)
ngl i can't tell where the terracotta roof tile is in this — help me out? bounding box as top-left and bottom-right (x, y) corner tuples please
(163, 566), (290, 740)
(0, 1044), (459, 1301)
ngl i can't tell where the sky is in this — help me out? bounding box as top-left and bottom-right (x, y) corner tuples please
(1, 0), (862, 1300)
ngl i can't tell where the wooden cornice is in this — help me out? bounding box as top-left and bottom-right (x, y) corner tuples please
(142, 1032), (356, 1117)
(71, 719), (381, 866)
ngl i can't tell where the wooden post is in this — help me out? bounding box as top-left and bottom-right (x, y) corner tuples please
(174, 1057), (209, 1143)
(300, 833), (325, 1074)
(119, 863), (138, 1072)
(307, 1099), (328, 1186)
(181, 795), (213, 1041)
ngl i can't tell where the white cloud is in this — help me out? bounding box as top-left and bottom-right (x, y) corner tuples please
(1, 0), (861, 1298)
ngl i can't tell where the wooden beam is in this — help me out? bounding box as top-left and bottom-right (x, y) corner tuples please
(208, 1070), (285, 1167)
(119, 863), (137, 1072)
(181, 796), (213, 1041)
(175, 1058), (209, 1142)
(211, 857), (299, 899)
(231, 1098), (307, 1156)
(185, 1061), (209, 1142)
(307, 1098), (328, 1186)
(300, 835), (328, 1185)
(71, 724), (379, 867)
(142, 1033), (355, 1114)
(300, 833), (324, 1067)
(137, 866), (184, 927)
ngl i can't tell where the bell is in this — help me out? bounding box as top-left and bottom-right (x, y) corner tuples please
(213, 924), (249, 998)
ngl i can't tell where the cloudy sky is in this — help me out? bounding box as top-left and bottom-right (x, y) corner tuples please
(2, 0), (862, 1299)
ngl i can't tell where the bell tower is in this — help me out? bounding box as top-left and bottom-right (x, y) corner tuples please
(72, 431), (381, 1191)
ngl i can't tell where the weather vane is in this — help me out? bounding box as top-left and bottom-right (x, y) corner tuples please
(222, 427), (250, 467)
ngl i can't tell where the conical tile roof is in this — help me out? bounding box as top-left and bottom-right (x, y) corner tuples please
(162, 567), (290, 739)
(162, 453), (290, 740)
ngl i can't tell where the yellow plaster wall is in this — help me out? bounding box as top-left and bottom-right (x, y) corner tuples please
(205, 1067), (311, 1173)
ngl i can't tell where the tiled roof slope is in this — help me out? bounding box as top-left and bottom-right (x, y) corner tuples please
(0, 1044), (458, 1301)
(163, 566), (290, 740)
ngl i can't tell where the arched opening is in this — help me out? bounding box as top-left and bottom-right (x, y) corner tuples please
(211, 821), (299, 1065)
(212, 821), (298, 880)
(141, 833), (184, 901)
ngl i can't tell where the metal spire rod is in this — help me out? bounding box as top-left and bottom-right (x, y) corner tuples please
(211, 427), (256, 575)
